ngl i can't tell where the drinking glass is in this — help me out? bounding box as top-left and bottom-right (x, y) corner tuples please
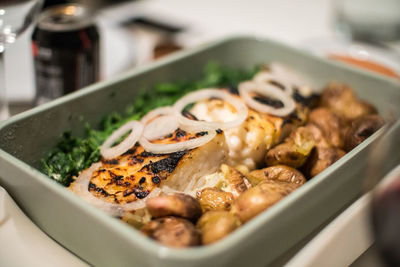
(0, 0), (43, 120)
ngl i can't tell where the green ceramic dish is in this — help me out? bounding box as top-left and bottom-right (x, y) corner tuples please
(0, 36), (399, 267)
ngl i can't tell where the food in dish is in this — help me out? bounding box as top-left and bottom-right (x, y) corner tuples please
(42, 62), (383, 247)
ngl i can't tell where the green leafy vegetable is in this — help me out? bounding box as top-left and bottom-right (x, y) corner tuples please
(41, 62), (259, 186)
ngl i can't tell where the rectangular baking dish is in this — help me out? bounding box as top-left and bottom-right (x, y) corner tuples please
(0, 36), (399, 267)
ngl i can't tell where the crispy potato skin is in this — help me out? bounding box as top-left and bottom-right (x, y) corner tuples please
(231, 180), (298, 223)
(197, 187), (235, 212)
(320, 82), (377, 121)
(146, 193), (202, 222)
(141, 216), (201, 247)
(197, 211), (240, 245)
(265, 126), (315, 168)
(344, 114), (385, 151)
(248, 165), (306, 187)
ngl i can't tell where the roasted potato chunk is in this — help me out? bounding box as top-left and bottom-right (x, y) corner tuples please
(141, 216), (201, 247)
(121, 208), (152, 229)
(265, 126), (315, 168)
(197, 187), (235, 212)
(146, 193), (202, 222)
(197, 211), (241, 245)
(304, 146), (346, 177)
(248, 165), (306, 187)
(344, 114), (385, 151)
(220, 164), (250, 197)
(308, 107), (344, 148)
(231, 180), (298, 223)
(320, 82), (377, 121)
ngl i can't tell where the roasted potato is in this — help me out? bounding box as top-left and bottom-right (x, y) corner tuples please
(141, 216), (201, 247)
(248, 165), (306, 187)
(304, 146), (346, 177)
(146, 193), (202, 222)
(121, 208), (152, 229)
(197, 211), (241, 245)
(344, 114), (385, 151)
(197, 187), (235, 212)
(308, 107), (344, 148)
(320, 82), (377, 121)
(231, 180), (298, 223)
(220, 164), (250, 197)
(304, 124), (331, 148)
(265, 126), (315, 168)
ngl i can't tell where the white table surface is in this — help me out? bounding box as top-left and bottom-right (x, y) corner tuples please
(1, 0), (396, 266)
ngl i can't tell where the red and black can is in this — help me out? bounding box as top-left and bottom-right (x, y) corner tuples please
(32, 4), (99, 105)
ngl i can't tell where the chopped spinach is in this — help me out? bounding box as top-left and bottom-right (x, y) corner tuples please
(41, 62), (259, 186)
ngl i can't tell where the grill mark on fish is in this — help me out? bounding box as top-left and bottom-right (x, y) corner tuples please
(253, 95), (284, 108)
(148, 151), (187, 174)
(176, 129), (187, 137)
(196, 131), (208, 137)
(89, 182), (110, 197)
(122, 147), (138, 156)
(135, 190), (150, 199)
(139, 151), (159, 158)
(102, 158), (120, 165)
(152, 176), (161, 184)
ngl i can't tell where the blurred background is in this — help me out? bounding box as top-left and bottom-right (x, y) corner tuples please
(6, 0), (400, 115)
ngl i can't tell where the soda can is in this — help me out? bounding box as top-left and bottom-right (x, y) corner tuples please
(32, 3), (100, 105)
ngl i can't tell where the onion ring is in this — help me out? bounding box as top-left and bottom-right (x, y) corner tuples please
(173, 89), (248, 133)
(72, 162), (161, 216)
(140, 106), (174, 125)
(139, 129), (216, 154)
(238, 81), (296, 117)
(143, 114), (179, 141)
(100, 120), (144, 160)
(270, 62), (313, 96)
(253, 71), (293, 95)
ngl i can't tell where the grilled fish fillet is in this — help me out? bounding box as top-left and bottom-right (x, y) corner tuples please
(70, 130), (227, 205)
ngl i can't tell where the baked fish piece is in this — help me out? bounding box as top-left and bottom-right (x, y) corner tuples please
(69, 130), (227, 206)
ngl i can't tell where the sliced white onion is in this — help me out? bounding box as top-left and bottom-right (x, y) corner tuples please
(100, 120), (144, 160)
(173, 89), (248, 133)
(139, 129), (216, 154)
(253, 71), (294, 95)
(270, 62), (313, 96)
(143, 115), (179, 141)
(238, 81), (296, 117)
(140, 106), (174, 125)
(72, 162), (161, 217)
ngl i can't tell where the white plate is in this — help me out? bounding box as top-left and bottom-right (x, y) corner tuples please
(0, 186), (88, 267)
